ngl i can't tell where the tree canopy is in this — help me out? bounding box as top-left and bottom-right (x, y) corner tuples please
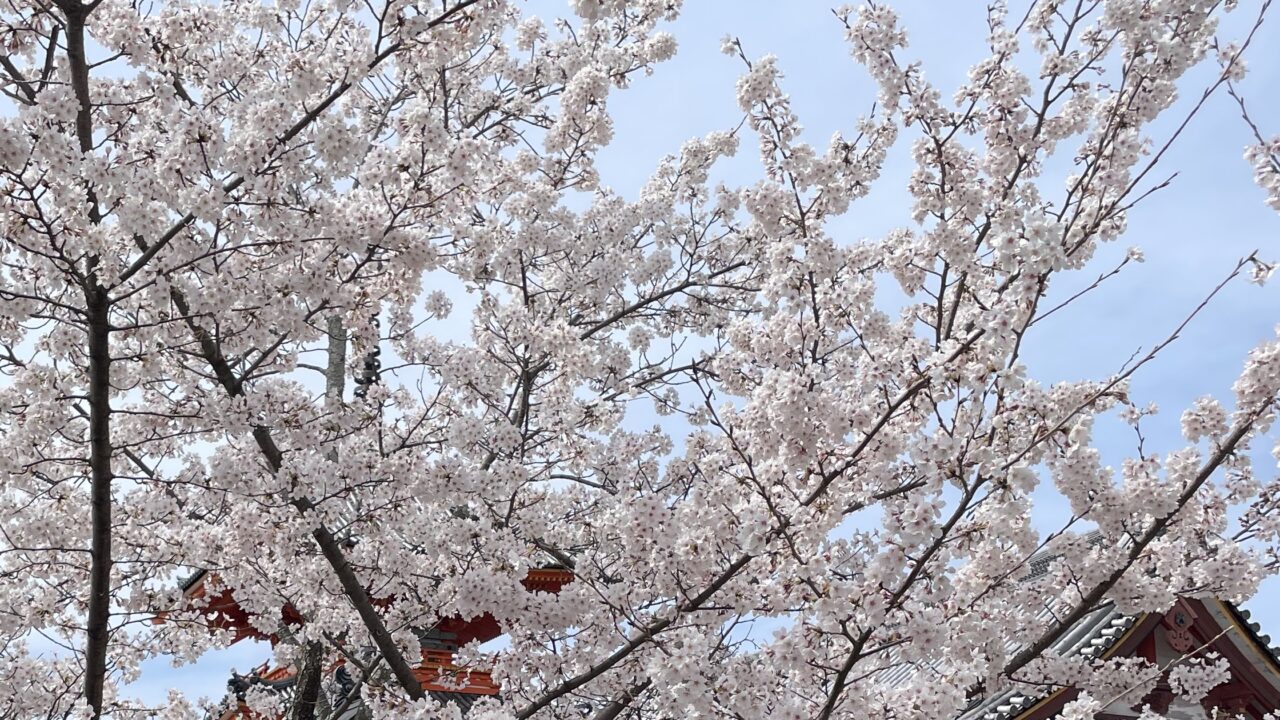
(2, 0), (1280, 718)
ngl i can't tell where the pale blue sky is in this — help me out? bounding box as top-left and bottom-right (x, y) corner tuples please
(126, 0), (1280, 707)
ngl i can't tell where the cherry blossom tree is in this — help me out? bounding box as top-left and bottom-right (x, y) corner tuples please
(1, 0), (1279, 718)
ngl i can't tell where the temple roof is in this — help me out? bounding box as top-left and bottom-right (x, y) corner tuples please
(178, 565), (572, 718)
(957, 603), (1140, 720)
(958, 597), (1280, 720)
(1229, 604), (1280, 669)
(218, 664), (491, 719)
(953, 533), (1280, 720)
(867, 533), (1280, 719)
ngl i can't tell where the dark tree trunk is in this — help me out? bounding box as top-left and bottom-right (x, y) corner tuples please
(61, 5), (113, 716)
(286, 642), (326, 720)
(83, 289), (112, 719)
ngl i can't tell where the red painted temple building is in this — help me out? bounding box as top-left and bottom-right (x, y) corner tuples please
(169, 558), (1280, 718)
(169, 567), (573, 717)
(956, 596), (1280, 720)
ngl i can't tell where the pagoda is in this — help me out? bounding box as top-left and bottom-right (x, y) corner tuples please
(169, 566), (573, 717)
